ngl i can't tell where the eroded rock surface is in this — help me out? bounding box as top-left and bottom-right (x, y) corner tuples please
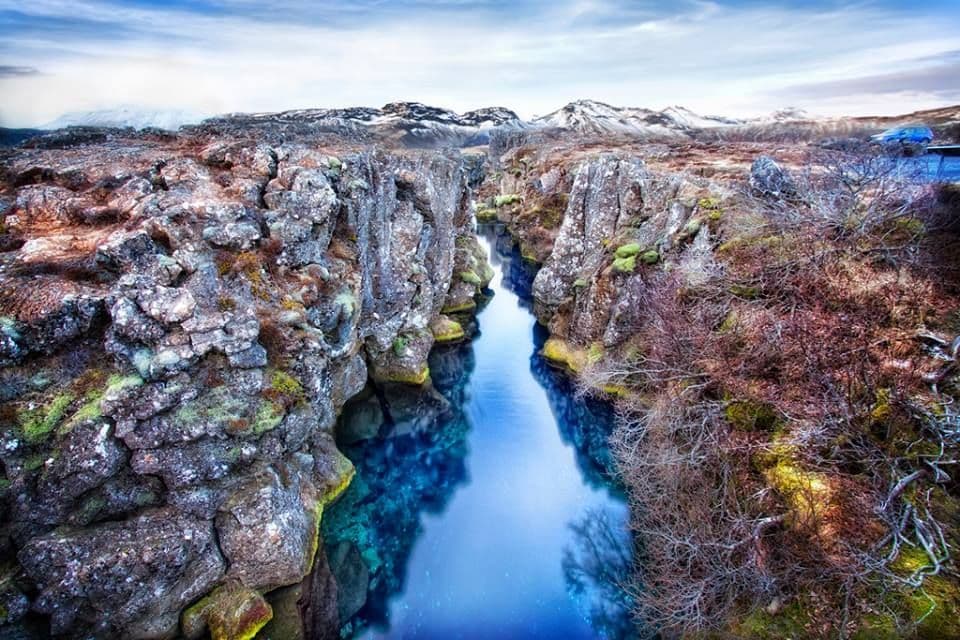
(0, 126), (490, 638)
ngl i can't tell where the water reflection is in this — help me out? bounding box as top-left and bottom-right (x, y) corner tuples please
(320, 224), (635, 639)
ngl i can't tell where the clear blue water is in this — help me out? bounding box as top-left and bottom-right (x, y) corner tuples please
(322, 225), (635, 640)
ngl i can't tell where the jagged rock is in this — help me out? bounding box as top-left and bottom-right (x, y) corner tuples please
(0, 566), (29, 627)
(136, 286), (197, 324)
(181, 582), (272, 640)
(533, 155), (647, 311)
(18, 508), (225, 638)
(327, 541), (369, 624)
(749, 155), (797, 198)
(131, 438), (258, 489)
(215, 458), (322, 591)
(0, 124), (481, 636)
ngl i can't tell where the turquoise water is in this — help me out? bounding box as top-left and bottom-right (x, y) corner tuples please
(322, 225), (634, 640)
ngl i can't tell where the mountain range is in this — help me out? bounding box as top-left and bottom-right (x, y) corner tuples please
(9, 100), (960, 148)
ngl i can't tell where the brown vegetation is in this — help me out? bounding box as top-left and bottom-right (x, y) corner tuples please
(582, 150), (960, 637)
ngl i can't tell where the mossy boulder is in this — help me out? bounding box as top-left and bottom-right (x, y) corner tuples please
(459, 270), (483, 286)
(542, 338), (588, 373)
(441, 299), (477, 315)
(181, 583), (273, 640)
(430, 315), (466, 344)
(475, 205), (498, 222)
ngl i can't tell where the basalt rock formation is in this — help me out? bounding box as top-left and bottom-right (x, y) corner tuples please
(0, 126), (490, 638)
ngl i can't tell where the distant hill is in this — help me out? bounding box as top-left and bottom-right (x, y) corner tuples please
(0, 128), (44, 147)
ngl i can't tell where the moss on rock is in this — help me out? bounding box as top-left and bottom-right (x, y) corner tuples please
(640, 250), (660, 265)
(612, 256), (636, 274)
(614, 243), (642, 259)
(441, 300), (477, 315)
(542, 338), (588, 373)
(725, 400), (779, 431)
(181, 583), (273, 640)
(430, 316), (465, 344)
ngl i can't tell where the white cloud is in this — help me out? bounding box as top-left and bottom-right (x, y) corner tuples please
(0, 0), (958, 126)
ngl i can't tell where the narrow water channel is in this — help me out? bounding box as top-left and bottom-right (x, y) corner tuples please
(322, 225), (634, 639)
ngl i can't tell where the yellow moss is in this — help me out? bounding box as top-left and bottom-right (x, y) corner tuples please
(870, 388), (893, 424)
(734, 599), (812, 639)
(19, 393), (74, 444)
(725, 399), (779, 431)
(441, 300), (477, 314)
(430, 316), (465, 343)
(381, 366), (430, 386)
(182, 584), (273, 640)
(765, 459), (831, 527)
(542, 338), (588, 373)
(600, 384), (630, 398)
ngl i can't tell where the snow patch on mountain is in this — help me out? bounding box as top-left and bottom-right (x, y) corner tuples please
(44, 106), (207, 131)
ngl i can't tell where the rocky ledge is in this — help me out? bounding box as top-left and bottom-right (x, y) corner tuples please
(0, 128), (491, 638)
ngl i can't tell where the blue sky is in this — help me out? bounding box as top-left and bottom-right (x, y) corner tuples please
(1, 0), (959, 127)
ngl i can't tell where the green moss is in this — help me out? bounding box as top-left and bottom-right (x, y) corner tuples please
(698, 196), (723, 211)
(494, 193), (522, 207)
(612, 255), (636, 273)
(679, 218), (702, 238)
(24, 452), (49, 472)
(430, 316), (465, 343)
(640, 250), (660, 265)
(182, 584), (273, 640)
(725, 400), (779, 431)
(392, 335), (408, 356)
(734, 599), (813, 639)
(542, 338), (587, 373)
(573, 278), (588, 289)
(381, 366), (430, 386)
(614, 243), (641, 259)
(252, 401), (285, 435)
(20, 392), (75, 444)
(587, 343), (604, 364)
(475, 205), (498, 222)
(460, 270), (482, 286)
(269, 370), (304, 400)
(729, 283), (761, 299)
(441, 300), (477, 314)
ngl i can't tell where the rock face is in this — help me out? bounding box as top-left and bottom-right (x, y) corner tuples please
(0, 126), (489, 637)
(532, 153), (706, 345)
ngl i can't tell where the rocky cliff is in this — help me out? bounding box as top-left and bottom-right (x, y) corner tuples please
(0, 129), (491, 638)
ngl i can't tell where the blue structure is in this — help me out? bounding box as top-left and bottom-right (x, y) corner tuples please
(871, 125), (934, 145)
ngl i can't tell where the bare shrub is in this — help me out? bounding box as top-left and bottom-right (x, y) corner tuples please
(593, 150), (960, 636)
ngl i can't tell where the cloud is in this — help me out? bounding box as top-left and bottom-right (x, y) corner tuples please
(775, 51), (960, 98)
(0, 0), (958, 126)
(0, 65), (38, 77)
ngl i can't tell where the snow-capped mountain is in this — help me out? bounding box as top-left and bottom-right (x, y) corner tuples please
(43, 106), (207, 131)
(204, 102), (526, 147)
(761, 107), (819, 123)
(661, 105), (744, 129)
(531, 100), (744, 137)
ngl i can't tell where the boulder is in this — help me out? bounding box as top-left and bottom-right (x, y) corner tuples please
(18, 508), (225, 638)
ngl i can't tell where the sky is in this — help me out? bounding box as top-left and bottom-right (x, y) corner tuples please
(1, 0), (959, 127)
